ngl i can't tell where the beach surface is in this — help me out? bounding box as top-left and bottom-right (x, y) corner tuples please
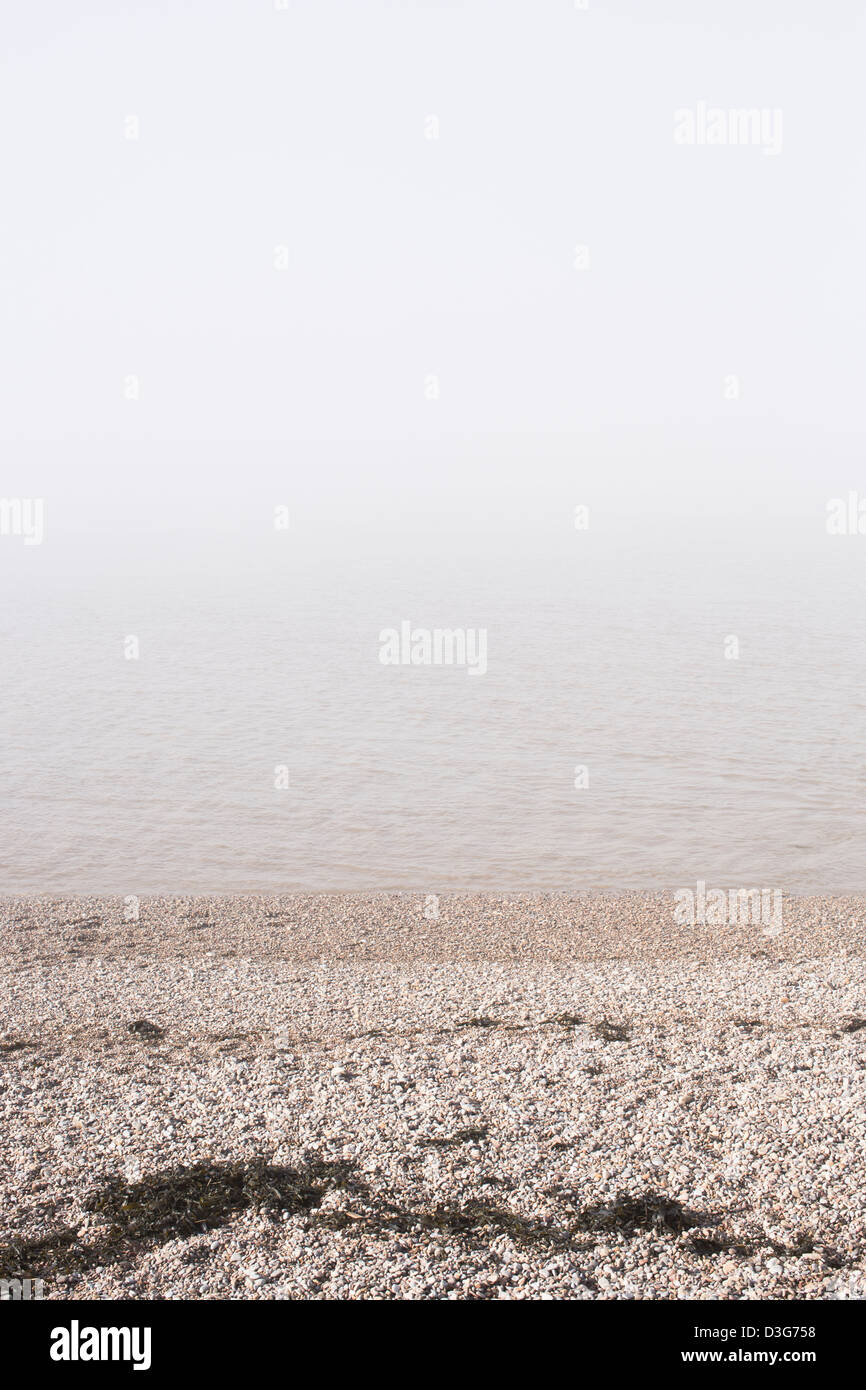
(1, 893), (865, 1300)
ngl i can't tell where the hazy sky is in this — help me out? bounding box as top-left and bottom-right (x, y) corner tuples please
(1, 0), (863, 452)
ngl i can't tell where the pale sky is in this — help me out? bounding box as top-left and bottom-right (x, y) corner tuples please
(1, 0), (863, 451)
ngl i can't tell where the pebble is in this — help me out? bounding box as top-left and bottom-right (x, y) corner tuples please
(0, 892), (864, 1300)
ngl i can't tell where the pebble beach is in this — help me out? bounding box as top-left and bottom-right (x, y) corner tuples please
(1, 893), (864, 1301)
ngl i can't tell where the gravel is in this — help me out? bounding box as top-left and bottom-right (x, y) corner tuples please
(1, 893), (864, 1300)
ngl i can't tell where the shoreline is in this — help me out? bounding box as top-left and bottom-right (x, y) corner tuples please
(3, 890), (866, 961)
(2, 894), (864, 1300)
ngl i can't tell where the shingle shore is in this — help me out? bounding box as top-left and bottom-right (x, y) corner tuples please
(1, 894), (864, 1300)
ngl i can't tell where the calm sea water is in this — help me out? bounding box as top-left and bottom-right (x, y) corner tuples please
(2, 510), (865, 895)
